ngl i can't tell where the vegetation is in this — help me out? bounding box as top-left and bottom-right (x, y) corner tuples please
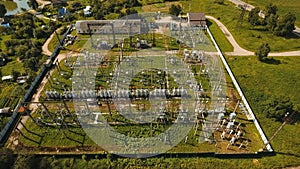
(247, 4), (297, 37)
(263, 96), (296, 122)
(255, 43), (270, 61)
(0, 13), (53, 130)
(91, 0), (141, 20)
(168, 4), (182, 16)
(180, 0), (300, 52)
(226, 55), (300, 167)
(245, 0), (300, 26)
(206, 19), (234, 52)
(248, 7), (260, 26)
(27, 0), (38, 10)
(0, 3), (7, 17)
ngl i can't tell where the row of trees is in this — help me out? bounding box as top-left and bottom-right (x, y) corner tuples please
(91, 0), (140, 20)
(248, 3), (296, 37)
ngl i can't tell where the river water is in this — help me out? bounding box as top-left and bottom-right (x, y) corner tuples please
(4, 0), (30, 16)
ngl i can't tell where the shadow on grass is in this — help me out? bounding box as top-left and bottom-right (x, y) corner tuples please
(261, 58), (281, 65)
(276, 152), (300, 158)
(284, 33), (300, 40)
(206, 19), (213, 27)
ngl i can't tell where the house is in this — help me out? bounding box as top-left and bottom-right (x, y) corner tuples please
(58, 7), (68, 17)
(0, 107), (11, 115)
(1, 75), (13, 81)
(83, 6), (92, 17)
(17, 76), (29, 84)
(187, 12), (206, 27)
(0, 22), (10, 28)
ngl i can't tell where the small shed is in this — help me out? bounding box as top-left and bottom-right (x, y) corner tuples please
(187, 12), (206, 27)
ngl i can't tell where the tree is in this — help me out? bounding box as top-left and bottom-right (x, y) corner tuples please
(126, 8), (138, 15)
(11, 70), (20, 82)
(0, 148), (15, 169)
(255, 43), (270, 61)
(0, 4), (7, 18)
(263, 96), (294, 122)
(274, 12), (296, 37)
(266, 14), (278, 31)
(23, 57), (38, 70)
(168, 4), (182, 16)
(264, 3), (278, 18)
(27, 0), (38, 10)
(263, 3), (277, 25)
(248, 7), (261, 26)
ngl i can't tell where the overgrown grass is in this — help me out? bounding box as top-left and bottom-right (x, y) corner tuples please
(247, 0), (300, 26)
(226, 55), (300, 167)
(180, 0), (300, 52)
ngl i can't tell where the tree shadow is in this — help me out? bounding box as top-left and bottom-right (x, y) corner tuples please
(284, 32), (300, 40)
(261, 58), (281, 65)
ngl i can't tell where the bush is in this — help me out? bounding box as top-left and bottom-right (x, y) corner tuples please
(214, 0), (224, 5)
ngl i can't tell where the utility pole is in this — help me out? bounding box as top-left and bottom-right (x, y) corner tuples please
(261, 112), (294, 151)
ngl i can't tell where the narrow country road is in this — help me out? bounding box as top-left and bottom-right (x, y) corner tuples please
(207, 16), (300, 56)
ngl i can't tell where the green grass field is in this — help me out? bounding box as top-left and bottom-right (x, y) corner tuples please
(207, 19), (234, 52)
(180, 0), (300, 52)
(226, 55), (300, 167)
(247, 0), (300, 26)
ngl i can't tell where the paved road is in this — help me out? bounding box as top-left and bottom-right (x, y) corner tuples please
(207, 15), (300, 56)
(206, 16), (254, 56)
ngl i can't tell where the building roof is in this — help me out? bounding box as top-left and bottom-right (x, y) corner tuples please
(1, 75), (13, 81)
(0, 107), (11, 114)
(187, 12), (206, 21)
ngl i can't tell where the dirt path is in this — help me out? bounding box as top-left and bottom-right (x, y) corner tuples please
(207, 16), (300, 56)
(42, 27), (65, 56)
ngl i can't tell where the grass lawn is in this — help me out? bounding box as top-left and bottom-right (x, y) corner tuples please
(207, 19), (234, 52)
(247, 0), (300, 26)
(0, 35), (11, 51)
(180, 0), (300, 52)
(226, 55), (300, 167)
(0, 0), (17, 11)
(142, 1), (180, 13)
(1, 59), (24, 75)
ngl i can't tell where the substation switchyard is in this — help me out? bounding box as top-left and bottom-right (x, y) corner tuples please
(7, 13), (265, 157)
